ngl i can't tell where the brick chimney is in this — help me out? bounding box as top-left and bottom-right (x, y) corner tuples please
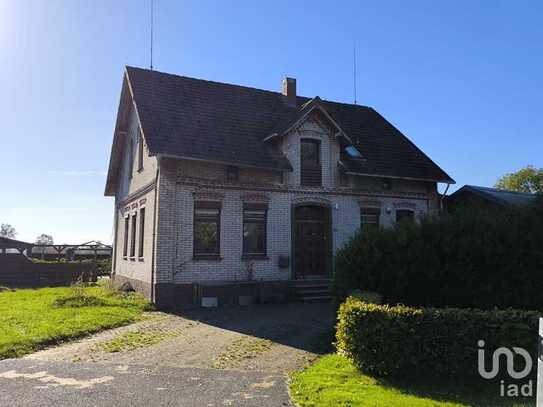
(282, 77), (297, 106)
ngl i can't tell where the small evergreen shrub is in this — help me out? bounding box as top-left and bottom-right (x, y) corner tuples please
(336, 297), (541, 379)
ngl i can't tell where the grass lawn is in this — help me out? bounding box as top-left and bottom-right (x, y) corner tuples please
(0, 283), (151, 359)
(290, 354), (534, 407)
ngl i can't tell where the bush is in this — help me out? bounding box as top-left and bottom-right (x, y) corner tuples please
(336, 297), (541, 379)
(333, 200), (543, 309)
(350, 290), (382, 304)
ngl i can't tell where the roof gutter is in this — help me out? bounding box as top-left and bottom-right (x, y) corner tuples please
(344, 170), (455, 185)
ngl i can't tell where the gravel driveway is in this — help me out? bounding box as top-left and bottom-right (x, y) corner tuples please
(0, 303), (336, 406)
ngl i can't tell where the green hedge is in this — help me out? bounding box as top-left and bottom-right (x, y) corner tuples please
(336, 297), (541, 378)
(333, 199), (543, 309)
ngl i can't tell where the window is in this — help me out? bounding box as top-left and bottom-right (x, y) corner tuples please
(128, 138), (134, 179)
(345, 145), (363, 159)
(123, 216), (129, 258)
(361, 208), (380, 230)
(300, 139), (322, 186)
(396, 209), (415, 223)
(226, 166), (239, 181)
(137, 131), (144, 172)
(193, 202), (221, 258)
(138, 208), (145, 259)
(243, 204), (267, 257)
(130, 212), (137, 258)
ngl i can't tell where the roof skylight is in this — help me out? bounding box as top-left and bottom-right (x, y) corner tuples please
(345, 145), (363, 159)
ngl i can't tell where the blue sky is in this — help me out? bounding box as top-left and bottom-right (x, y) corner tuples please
(1, 0), (542, 244)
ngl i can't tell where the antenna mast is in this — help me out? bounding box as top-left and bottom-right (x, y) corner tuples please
(353, 46), (357, 105)
(150, 0), (154, 70)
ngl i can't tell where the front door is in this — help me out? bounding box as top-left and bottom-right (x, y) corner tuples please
(294, 205), (331, 279)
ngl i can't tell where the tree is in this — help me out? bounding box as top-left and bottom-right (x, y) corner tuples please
(495, 166), (543, 193)
(35, 234), (54, 259)
(0, 224), (17, 239)
(35, 234), (54, 245)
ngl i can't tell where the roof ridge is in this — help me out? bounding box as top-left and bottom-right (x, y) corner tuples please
(466, 185), (535, 196)
(125, 66), (373, 109)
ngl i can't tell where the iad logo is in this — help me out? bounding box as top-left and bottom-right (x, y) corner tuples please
(477, 340), (533, 397)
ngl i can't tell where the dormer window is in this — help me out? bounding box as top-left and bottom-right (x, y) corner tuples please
(300, 139), (322, 186)
(345, 145), (363, 159)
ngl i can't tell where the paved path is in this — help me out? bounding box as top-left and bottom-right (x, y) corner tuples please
(0, 358), (291, 406)
(0, 303), (335, 406)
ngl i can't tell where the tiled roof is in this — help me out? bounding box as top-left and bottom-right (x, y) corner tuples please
(123, 66), (454, 182)
(449, 185), (538, 207)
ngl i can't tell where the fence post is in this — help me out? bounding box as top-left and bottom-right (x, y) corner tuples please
(537, 318), (543, 406)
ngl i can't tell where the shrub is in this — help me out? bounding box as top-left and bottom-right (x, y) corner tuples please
(336, 297), (541, 379)
(333, 200), (543, 309)
(350, 289), (382, 304)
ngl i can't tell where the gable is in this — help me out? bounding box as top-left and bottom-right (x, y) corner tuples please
(105, 66), (454, 196)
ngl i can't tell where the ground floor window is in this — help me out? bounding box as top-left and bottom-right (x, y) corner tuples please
(396, 209), (415, 223)
(130, 212), (137, 258)
(361, 207), (380, 230)
(194, 201), (221, 258)
(123, 215), (129, 258)
(243, 203), (267, 257)
(138, 207), (145, 259)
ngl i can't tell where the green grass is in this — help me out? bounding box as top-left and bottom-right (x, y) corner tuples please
(290, 354), (534, 407)
(0, 284), (151, 359)
(99, 330), (176, 353)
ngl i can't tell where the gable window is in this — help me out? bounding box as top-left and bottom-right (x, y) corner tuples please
(137, 131), (144, 172)
(396, 209), (415, 223)
(123, 216), (129, 258)
(193, 201), (221, 258)
(128, 138), (134, 180)
(138, 208), (145, 259)
(226, 166), (239, 181)
(300, 139), (322, 186)
(242, 203), (267, 258)
(130, 212), (137, 258)
(361, 208), (380, 230)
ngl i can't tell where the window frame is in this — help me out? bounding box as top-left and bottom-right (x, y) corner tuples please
(242, 203), (268, 259)
(130, 212), (137, 259)
(138, 207), (145, 260)
(226, 166), (239, 181)
(300, 138), (322, 186)
(361, 207), (381, 230)
(123, 215), (129, 259)
(193, 201), (221, 260)
(128, 137), (134, 180)
(137, 130), (144, 172)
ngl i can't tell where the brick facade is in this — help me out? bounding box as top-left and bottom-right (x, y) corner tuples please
(112, 111), (440, 307)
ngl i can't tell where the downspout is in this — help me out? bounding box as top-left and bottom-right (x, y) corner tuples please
(150, 164), (160, 303)
(440, 183), (451, 213)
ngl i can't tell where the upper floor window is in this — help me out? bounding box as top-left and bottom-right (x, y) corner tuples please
(128, 138), (134, 179)
(138, 207), (145, 259)
(123, 216), (129, 258)
(137, 131), (144, 172)
(300, 139), (322, 186)
(396, 209), (415, 223)
(226, 166), (239, 181)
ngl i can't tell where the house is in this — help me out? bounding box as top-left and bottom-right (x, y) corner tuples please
(104, 67), (454, 307)
(446, 185), (538, 211)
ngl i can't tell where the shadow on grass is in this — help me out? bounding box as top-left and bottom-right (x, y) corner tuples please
(377, 375), (535, 407)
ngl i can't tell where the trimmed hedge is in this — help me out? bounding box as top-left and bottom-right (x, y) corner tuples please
(336, 297), (541, 379)
(333, 200), (543, 309)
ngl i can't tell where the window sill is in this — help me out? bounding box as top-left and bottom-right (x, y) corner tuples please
(241, 255), (269, 260)
(137, 168), (144, 173)
(138, 257), (144, 262)
(192, 255), (222, 261)
(123, 256), (128, 260)
(129, 257), (136, 261)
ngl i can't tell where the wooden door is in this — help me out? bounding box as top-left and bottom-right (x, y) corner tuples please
(294, 205), (330, 279)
